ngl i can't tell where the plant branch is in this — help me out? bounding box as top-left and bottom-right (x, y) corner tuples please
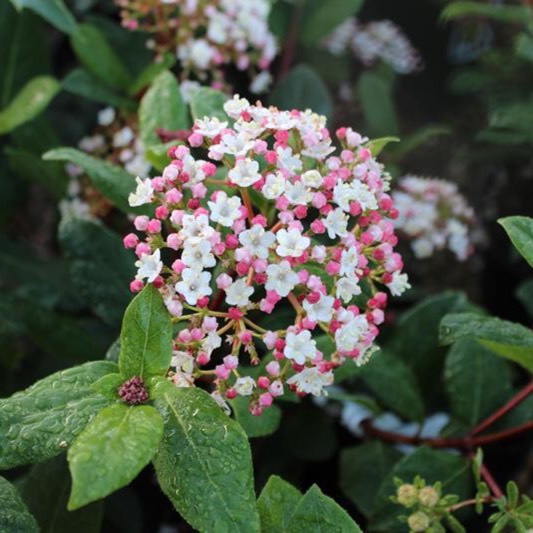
(278, 0), (304, 79)
(478, 462), (504, 498)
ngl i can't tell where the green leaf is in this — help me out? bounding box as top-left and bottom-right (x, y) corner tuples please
(0, 476), (38, 532)
(119, 284), (173, 379)
(257, 475), (302, 533)
(270, 65), (333, 119)
(515, 33), (533, 64)
(499, 216), (533, 269)
(516, 279), (533, 320)
(356, 67), (399, 137)
(230, 396), (282, 438)
(339, 441), (402, 517)
(358, 349), (425, 421)
(444, 338), (513, 426)
(287, 484), (362, 532)
(441, 2), (532, 24)
(68, 403), (164, 509)
(152, 381), (260, 532)
(0, 361), (117, 469)
(440, 313), (533, 373)
(369, 447), (472, 532)
(129, 53), (176, 95)
(388, 125), (451, 160)
(190, 87), (228, 122)
(139, 70), (189, 147)
(5, 146), (68, 198)
(59, 220), (135, 327)
(145, 141), (179, 172)
(62, 68), (136, 110)
(0, 75), (59, 135)
(71, 24), (132, 91)
(300, 0), (363, 46)
(9, 0), (77, 34)
(20, 455), (104, 533)
(43, 147), (145, 215)
(91, 373), (123, 399)
(366, 137), (400, 157)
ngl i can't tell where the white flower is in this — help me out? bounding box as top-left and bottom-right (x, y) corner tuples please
(336, 274), (362, 303)
(386, 272), (411, 296)
(275, 228), (310, 257)
(171, 350), (195, 374)
(323, 208), (348, 239)
(218, 133), (255, 157)
(339, 248), (359, 276)
(179, 214), (215, 244)
(239, 224), (275, 259)
(181, 240), (216, 270)
(235, 376), (256, 396)
(194, 117), (228, 137)
(175, 268), (212, 305)
(287, 367), (333, 396)
(276, 146), (302, 173)
(188, 39), (215, 69)
(301, 140), (335, 160)
(265, 261), (299, 297)
(207, 191), (242, 227)
(113, 126), (134, 148)
(225, 278), (254, 307)
(179, 80), (201, 103)
(303, 294), (335, 323)
(202, 331), (222, 353)
(262, 173), (286, 199)
(249, 71), (272, 94)
(125, 155), (151, 179)
(135, 249), (163, 282)
(224, 95), (250, 119)
(128, 177), (153, 207)
(97, 107), (115, 126)
(335, 315), (370, 353)
(284, 181), (312, 205)
(228, 158), (261, 187)
(301, 170), (323, 188)
(284, 330), (317, 365)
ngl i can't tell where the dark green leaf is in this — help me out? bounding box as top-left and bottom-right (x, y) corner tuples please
(499, 216), (533, 269)
(370, 447), (472, 532)
(91, 373), (123, 399)
(139, 70), (188, 147)
(231, 396), (282, 438)
(287, 484), (362, 532)
(366, 136), (400, 157)
(0, 361), (117, 469)
(71, 24), (131, 91)
(20, 455), (104, 533)
(68, 403), (164, 509)
(59, 220), (135, 327)
(0, 476), (38, 532)
(440, 313), (533, 373)
(119, 284), (173, 379)
(441, 2), (532, 24)
(516, 279), (533, 320)
(0, 76), (60, 135)
(444, 338), (513, 426)
(43, 147), (146, 215)
(359, 349), (425, 421)
(388, 125), (451, 160)
(258, 475), (302, 533)
(339, 441), (402, 517)
(270, 65), (333, 119)
(62, 69), (136, 110)
(300, 0), (363, 46)
(129, 54), (176, 95)
(152, 381), (260, 532)
(190, 87), (228, 122)
(9, 0), (77, 34)
(356, 67), (399, 137)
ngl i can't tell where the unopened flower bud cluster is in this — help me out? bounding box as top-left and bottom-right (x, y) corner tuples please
(60, 107), (150, 223)
(324, 18), (423, 75)
(123, 95), (409, 415)
(116, 0), (277, 93)
(392, 175), (475, 261)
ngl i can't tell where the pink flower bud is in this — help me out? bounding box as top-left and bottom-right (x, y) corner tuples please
(257, 376), (270, 389)
(123, 233), (139, 249)
(130, 279), (144, 292)
(134, 216), (149, 231)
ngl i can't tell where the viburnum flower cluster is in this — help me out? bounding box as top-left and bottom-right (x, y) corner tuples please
(123, 95), (410, 415)
(392, 175), (475, 261)
(324, 18), (423, 75)
(60, 107), (150, 223)
(115, 0), (277, 93)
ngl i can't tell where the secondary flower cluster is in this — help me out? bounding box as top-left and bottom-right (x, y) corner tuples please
(116, 0), (277, 93)
(60, 107), (150, 223)
(124, 96), (409, 415)
(392, 175), (475, 261)
(324, 18), (423, 74)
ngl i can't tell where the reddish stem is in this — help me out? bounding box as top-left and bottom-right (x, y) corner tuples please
(478, 462), (504, 498)
(156, 127), (191, 143)
(468, 380), (533, 437)
(278, 1), (303, 79)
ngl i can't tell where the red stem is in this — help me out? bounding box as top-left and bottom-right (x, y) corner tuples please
(479, 462), (504, 498)
(278, 1), (303, 79)
(156, 128), (191, 143)
(468, 380), (533, 437)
